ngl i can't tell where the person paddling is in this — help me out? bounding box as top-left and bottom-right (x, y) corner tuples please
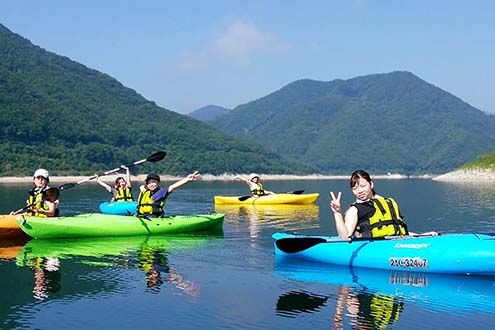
(137, 171), (200, 217)
(10, 168), (59, 217)
(330, 170), (438, 239)
(95, 165), (134, 202)
(235, 173), (273, 196)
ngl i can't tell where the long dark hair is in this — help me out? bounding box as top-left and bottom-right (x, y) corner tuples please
(350, 170), (376, 195)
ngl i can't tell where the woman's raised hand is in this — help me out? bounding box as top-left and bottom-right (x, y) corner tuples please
(330, 191), (342, 214)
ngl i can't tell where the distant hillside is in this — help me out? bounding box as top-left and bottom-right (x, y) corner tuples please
(432, 149), (495, 181)
(188, 105), (230, 122)
(211, 72), (495, 174)
(459, 150), (495, 170)
(0, 24), (316, 176)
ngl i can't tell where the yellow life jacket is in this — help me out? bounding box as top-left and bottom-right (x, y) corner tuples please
(137, 190), (166, 216)
(114, 187), (133, 202)
(359, 293), (403, 329)
(355, 197), (408, 237)
(250, 182), (265, 196)
(28, 189), (50, 217)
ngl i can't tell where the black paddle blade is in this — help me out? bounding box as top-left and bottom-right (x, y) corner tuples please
(59, 183), (76, 191)
(275, 237), (327, 254)
(146, 151), (167, 163)
(238, 195), (252, 201)
(290, 190), (305, 195)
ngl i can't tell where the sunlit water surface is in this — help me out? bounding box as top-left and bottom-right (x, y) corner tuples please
(1, 179), (495, 329)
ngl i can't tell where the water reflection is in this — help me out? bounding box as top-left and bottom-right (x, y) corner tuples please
(16, 235), (219, 299)
(31, 256), (62, 300)
(215, 204), (320, 237)
(276, 287), (403, 330)
(276, 290), (330, 317)
(0, 237), (30, 260)
(275, 258), (495, 326)
(431, 181), (495, 233)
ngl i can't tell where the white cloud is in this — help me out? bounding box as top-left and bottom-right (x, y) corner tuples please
(213, 21), (291, 65)
(176, 50), (208, 72)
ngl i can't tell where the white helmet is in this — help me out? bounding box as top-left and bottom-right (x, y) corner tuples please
(249, 173), (260, 181)
(33, 168), (49, 180)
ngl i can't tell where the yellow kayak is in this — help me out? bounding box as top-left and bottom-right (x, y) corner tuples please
(214, 193), (319, 205)
(0, 214), (28, 238)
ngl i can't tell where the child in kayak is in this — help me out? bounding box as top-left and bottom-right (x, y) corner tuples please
(95, 165), (134, 202)
(235, 173), (273, 196)
(329, 170), (438, 239)
(137, 171), (200, 217)
(11, 168), (59, 217)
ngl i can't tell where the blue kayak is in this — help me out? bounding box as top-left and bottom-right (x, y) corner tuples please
(272, 232), (495, 275)
(99, 201), (137, 215)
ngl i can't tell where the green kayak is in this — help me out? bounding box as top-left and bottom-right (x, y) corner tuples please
(16, 213), (224, 238)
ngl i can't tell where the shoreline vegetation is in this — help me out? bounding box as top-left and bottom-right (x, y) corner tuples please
(0, 173), (417, 184)
(1, 168), (494, 184)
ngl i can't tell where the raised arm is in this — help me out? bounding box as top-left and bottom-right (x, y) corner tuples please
(234, 175), (250, 186)
(95, 174), (112, 193)
(122, 165), (132, 188)
(168, 171), (201, 194)
(330, 191), (358, 239)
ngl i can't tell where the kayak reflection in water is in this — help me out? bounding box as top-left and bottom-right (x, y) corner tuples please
(95, 165), (134, 202)
(235, 173), (273, 196)
(330, 170), (438, 239)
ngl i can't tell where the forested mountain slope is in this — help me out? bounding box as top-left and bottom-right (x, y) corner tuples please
(0, 24), (315, 176)
(212, 71), (495, 174)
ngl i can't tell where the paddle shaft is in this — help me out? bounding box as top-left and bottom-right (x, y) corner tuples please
(276, 233), (441, 254)
(59, 151), (166, 190)
(238, 190), (305, 202)
(11, 187), (60, 215)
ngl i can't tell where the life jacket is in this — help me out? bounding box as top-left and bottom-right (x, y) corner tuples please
(250, 182), (265, 196)
(114, 187), (133, 201)
(28, 188), (50, 217)
(354, 197), (408, 237)
(137, 190), (166, 217)
(358, 293), (403, 329)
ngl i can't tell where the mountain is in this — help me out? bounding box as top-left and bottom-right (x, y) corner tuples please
(0, 24), (316, 176)
(188, 105), (230, 122)
(211, 72), (495, 174)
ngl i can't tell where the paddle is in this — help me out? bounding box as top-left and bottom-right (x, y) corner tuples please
(11, 187), (60, 215)
(275, 237), (329, 253)
(238, 190), (305, 202)
(275, 232), (441, 254)
(59, 151), (167, 191)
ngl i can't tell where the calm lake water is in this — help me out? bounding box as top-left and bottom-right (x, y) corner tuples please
(1, 179), (495, 329)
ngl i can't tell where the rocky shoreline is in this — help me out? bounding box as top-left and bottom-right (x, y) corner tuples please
(1, 169), (494, 183)
(0, 173), (411, 184)
(432, 168), (495, 181)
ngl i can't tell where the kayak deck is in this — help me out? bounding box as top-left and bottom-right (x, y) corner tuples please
(273, 232), (495, 275)
(17, 213), (224, 238)
(99, 201), (138, 215)
(214, 193), (319, 205)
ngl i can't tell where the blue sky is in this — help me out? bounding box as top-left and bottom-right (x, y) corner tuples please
(1, 1), (494, 114)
